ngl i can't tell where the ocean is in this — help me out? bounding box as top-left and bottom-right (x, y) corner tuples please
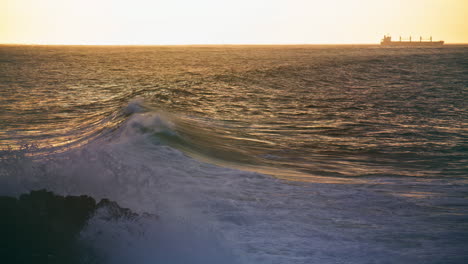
(0, 45), (467, 263)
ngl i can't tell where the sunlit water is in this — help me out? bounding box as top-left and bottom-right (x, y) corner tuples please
(1, 45), (467, 263)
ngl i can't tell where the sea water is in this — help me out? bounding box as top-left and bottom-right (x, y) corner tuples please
(0, 45), (467, 263)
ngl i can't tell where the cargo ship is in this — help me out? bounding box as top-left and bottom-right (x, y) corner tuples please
(380, 35), (444, 46)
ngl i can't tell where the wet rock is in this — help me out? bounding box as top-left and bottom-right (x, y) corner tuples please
(0, 190), (141, 264)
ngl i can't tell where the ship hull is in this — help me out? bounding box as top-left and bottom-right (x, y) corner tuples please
(380, 41), (444, 46)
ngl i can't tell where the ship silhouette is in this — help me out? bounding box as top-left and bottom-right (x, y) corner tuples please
(381, 35), (444, 46)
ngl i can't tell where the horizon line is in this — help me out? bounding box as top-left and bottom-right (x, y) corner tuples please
(1, 42), (467, 46)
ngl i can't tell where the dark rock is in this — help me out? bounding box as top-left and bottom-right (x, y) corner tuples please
(96, 198), (139, 221)
(0, 189), (142, 264)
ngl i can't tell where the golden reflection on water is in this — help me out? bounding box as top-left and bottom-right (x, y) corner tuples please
(1, 45), (466, 185)
(396, 191), (437, 199)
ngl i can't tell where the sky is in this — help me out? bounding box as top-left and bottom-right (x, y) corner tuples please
(1, 0), (467, 44)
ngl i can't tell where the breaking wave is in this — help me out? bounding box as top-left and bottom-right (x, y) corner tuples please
(1, 99), (467, 264)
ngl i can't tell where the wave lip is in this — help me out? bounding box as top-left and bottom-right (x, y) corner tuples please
(122, 97), (147, 115)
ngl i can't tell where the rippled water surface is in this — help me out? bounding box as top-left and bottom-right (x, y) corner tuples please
(1, 45), (467, 263)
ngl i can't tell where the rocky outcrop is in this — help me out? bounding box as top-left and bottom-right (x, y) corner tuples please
(0, 190), (139, 264)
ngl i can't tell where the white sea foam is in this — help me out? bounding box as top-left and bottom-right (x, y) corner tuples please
(123, 97), (146, 115)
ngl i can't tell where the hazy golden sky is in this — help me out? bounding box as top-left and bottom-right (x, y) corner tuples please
(1, 0), (467, 44)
